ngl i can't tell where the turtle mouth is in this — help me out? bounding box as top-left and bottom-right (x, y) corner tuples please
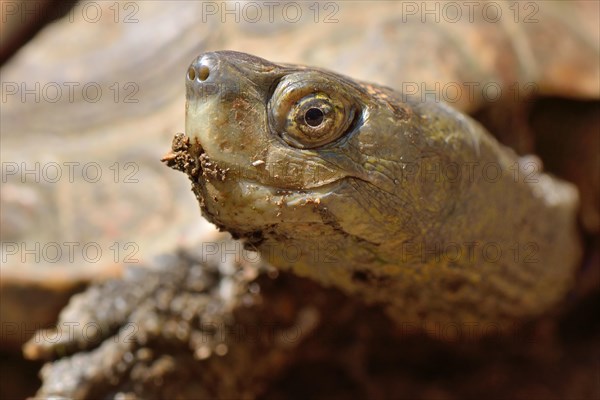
(161, 132), (204, 180)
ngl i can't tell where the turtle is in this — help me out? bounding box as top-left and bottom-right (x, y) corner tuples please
(1, 0), (598, 398)
(167, 50), (582, 328)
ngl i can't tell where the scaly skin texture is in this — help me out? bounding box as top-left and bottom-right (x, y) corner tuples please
(25, 240), (307, 399)
(168, 51), (581, 327)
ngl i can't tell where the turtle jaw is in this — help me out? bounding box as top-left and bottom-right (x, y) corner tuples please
(189, 136), (350, 241)
(181, 51), (385, 244)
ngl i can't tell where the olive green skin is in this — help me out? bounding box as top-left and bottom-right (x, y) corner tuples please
(182, 51), (580, 326)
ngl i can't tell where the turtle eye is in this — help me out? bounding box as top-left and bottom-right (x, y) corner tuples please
(283, 94), (346, 147)
(305, 107), (324, 127)
(268, 73), (357, 149)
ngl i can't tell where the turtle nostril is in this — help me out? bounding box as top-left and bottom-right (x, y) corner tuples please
(187, 67), (196, 80)
(198, 65), (210, 81)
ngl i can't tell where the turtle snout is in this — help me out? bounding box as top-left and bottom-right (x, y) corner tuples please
(186, 53), (228, 101)
(187, 54), (214, 83)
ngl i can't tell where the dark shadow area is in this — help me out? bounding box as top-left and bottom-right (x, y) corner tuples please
(1, 0), (78, 65)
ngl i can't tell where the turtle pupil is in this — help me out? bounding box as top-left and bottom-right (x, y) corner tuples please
(305, 108), (324, 127)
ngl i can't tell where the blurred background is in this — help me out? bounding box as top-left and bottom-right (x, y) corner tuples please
(1, 1), (598, 398)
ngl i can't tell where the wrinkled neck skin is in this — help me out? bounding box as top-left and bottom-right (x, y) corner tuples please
(238, 98), (580, 327)
(183, 52), (581, 329)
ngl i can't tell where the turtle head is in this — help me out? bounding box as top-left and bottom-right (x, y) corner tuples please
(185, 50), (371, 190)
(183, 51), (466, 277)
